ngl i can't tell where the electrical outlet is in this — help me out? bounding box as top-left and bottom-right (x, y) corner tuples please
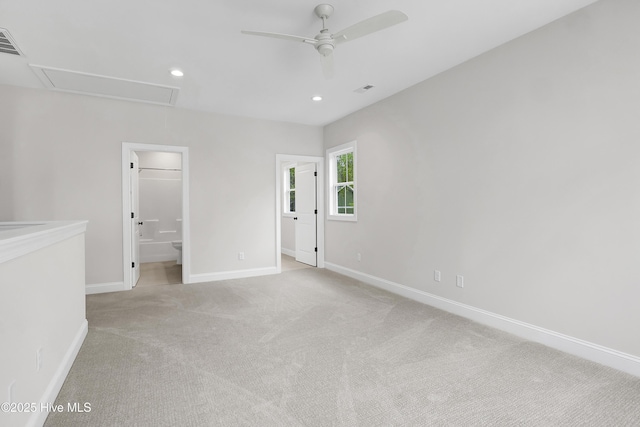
(456, 275), (464, 288)
(238, 252), (245, 260)
(357, 253), (361, 262)
(434, 270), (441, 282)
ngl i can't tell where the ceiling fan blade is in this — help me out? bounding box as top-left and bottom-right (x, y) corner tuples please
(333, 10), (408, 44)
(320, 52), (334, 79)
(241, 30), (317, 45)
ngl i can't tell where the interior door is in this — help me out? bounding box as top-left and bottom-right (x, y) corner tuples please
(130, 151), (141, 287)
(295, 162), (317, 266)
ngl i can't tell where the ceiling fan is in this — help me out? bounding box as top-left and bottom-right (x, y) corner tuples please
(241, 4), (408, 79)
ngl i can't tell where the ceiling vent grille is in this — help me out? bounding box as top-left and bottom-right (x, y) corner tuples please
(0, 29), (23, 56)
(354, 84), (375, 94)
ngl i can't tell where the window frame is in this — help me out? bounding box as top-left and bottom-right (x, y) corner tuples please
(327, 141), (357, 222)
(283, 163), (296, 217)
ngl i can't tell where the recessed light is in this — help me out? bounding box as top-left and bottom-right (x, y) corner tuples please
(311, 95), (323, 102)
(170, 69), (184, 77)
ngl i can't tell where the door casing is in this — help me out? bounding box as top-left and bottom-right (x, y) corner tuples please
(276, 154), (324, 272)
(130, 151), (141, 286)
(122, 142), (190, 290)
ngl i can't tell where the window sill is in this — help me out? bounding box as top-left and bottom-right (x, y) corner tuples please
(283, 212), (297, 218)
(328, 214), (357, 222)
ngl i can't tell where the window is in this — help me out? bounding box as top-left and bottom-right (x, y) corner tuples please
(327, 141), (356, 221)
(284, 165), (295, 214)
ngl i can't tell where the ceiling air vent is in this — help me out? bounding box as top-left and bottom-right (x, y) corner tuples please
(0, 29), (23, 56)
(354, 84), (375, 94)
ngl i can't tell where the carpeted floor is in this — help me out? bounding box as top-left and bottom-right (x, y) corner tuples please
(45, 268), (640, 426)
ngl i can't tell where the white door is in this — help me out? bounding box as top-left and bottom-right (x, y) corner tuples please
(295, 163), (317, 266)
(130, 151), (141, 287)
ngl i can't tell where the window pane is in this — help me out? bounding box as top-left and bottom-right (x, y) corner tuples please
(328, 142), (356, 219)
(289, 167), (295, 189)
(290, 190), (295, 212)
(337, 185), (345, 208)
(336, 185), (354, 214)
(337, 154), (347, 183)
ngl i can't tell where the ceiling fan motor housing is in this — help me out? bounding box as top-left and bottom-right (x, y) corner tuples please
(315, 30), (335, 56)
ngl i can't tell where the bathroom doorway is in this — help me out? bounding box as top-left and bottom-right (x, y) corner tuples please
(136, 150), (183, 287)
(122, 143), (190, 290)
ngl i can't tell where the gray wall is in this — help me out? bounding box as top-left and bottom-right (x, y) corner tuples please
(324, 0), (640, 358)
(0, 85), (323, 285)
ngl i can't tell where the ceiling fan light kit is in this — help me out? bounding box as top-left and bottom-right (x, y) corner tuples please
(241, 4), (407, 78)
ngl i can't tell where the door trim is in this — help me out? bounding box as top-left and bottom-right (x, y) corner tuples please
(275, 154), (324, 273)
(122, 142), (190, 290)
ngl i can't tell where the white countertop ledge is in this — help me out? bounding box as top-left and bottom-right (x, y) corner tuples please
(0, 221), (88, 264)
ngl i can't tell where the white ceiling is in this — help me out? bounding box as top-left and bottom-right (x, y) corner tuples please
(0, 0), (598, 126)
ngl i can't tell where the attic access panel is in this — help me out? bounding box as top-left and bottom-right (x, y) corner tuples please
(30, 65), (179, 106)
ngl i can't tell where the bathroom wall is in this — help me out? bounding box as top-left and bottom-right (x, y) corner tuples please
(137, 151), (182, 263)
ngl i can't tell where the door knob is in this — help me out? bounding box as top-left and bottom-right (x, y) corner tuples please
(138, 222), (143, 225)
(293, 217), (298, 220)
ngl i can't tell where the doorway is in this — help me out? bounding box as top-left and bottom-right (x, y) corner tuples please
(276, 154), (324, 273)
(122, 143), (190, 290)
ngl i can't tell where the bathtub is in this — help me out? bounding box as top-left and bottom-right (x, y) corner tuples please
(139, 219), (181, 263)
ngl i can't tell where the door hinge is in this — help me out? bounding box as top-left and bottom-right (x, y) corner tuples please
(131, 262), (135, 268)
(130, 162), (134, 169)
(131, 212), (134, 219)
(314, 209), (318, 214)
(315, 247), (318, 252)
(314, 171), (317, 177)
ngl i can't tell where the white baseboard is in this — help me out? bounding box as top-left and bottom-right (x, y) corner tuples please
(325, 262), (640, 378)
(281, 248), (295, 258)
(189, 267), (278, 284)
(87, 266), (280, 293)
(28, 319), (88, 427)
(85, 281), (125, 295)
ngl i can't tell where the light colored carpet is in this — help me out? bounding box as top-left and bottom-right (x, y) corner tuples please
(46, 268), (640, 426)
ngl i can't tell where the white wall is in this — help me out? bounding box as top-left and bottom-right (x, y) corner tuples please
(0, 85), (323, 286)
(0, 231), (87, 427)
(281, 216), (295, 256)
(324, 0), (640, 360)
